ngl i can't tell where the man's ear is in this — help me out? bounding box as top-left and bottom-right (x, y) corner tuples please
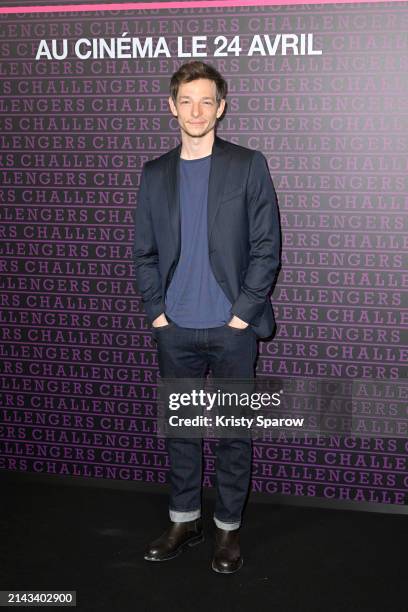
(168, 96), (177, 117)
(216, 98), (226, 119)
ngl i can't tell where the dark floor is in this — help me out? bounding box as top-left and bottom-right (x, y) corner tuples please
(1, 480), (407, 612)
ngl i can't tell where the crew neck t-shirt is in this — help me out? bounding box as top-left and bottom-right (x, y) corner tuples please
(164, 154), (232, 328)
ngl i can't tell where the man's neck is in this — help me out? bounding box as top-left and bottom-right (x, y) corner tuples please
(180, 131), (215, 160)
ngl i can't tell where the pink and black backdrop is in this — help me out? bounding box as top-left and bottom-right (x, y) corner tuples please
(0, 0), (407, 510)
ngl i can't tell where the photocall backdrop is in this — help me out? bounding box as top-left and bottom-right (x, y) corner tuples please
(0, 0), (407, 508)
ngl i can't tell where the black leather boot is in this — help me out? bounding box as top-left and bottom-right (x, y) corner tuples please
(144, 518), (204, 561)
(211, 527), (243, 574)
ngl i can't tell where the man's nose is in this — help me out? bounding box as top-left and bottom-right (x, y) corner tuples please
(191, 103), (201, 117)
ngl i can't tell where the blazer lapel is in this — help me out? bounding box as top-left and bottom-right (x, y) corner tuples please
(166, 142), (181, 256)
(166, 135), (231, 255)
(207, 135), (231, 240)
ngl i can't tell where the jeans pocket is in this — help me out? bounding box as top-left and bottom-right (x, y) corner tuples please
(153, 321), (174, 330)
(151, 321), (174, 339)
(224, 323), (251, 335)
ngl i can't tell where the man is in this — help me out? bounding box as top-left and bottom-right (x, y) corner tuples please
(133, 60), (281, 573)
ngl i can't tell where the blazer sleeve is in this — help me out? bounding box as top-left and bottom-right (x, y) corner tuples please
(133, 164), (166, 324)
(231, 151), (281, 326)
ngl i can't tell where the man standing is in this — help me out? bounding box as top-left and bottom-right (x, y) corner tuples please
(133, 61), (281, 573)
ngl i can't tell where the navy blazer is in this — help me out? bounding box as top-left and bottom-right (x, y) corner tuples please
(133, 135), (281, 339)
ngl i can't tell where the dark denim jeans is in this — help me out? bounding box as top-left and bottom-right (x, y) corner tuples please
(153, 318), (258, 530)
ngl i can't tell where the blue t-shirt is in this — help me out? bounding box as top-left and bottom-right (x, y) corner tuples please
(165, 154), (232, 328)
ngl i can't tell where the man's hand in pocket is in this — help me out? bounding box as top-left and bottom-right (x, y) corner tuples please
(152, 313), (169, 328)
(228, 315), (249, 329)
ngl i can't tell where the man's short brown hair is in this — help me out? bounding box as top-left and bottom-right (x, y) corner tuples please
(169, 60), (228, 106)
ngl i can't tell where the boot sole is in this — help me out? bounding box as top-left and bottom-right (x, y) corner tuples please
(211, 557), (244, 574)
(144, 533), (204, 562)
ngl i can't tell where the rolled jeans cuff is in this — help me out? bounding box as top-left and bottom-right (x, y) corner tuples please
(169, 508), (201, 523)
(214, 516), (241, 531)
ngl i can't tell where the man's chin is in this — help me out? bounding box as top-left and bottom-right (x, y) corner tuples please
(182, 125), (213, 139)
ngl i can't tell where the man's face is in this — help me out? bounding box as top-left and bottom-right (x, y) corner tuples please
(168, 78), (226, 140)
